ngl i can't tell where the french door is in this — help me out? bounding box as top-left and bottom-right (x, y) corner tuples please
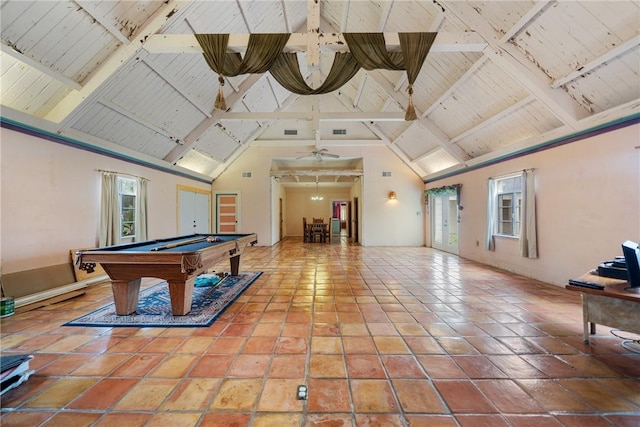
(430, 193), (459, 254)
(178, 187), (210, 235)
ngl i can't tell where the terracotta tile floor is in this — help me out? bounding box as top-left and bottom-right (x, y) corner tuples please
(1, 237), (639, 426)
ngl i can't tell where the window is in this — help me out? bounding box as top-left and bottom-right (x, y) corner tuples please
(118, 176), (137, 239)
(495, 175), (522, 237)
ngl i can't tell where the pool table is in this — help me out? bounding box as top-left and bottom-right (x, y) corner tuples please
(76, 233), (257, 316)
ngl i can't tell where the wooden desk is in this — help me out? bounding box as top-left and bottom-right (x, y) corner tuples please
(566, 272), (640, 344)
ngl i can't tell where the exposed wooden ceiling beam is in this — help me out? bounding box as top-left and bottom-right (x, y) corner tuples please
(366, 70), (471, 164)
(307, 0), (321, 70)
(551, 35), (640, 89)
(0, 41), (82, 90)
(143, 32), (487, 54)
(271, 169), (363, 177)
(499, 0), (555, 43)
(141, 54), (212, 118)
(97, 98), (184, 144)
(449, 95), (536, 144)
(163, 73), (264, 164)
(74, 0), (130, 44)
(253, 139), (384, 147)
(421, 55), (490, 118)
(442, 1), (588, 128)
(378, 0), (394, 31)
(331, 85), (428, 179)
(44, 0), (185, 124)
(219, 111), (406, 121)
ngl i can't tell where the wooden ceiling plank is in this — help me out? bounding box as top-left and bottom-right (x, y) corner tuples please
(266, 76), (283, 109)
(393, 74), (407, 92)
(499, 0), (555, 43)
(236, 0), (252, 32)
(253, 139), (384, 147)
(281, 0), (292, 33)
(449, 95), (536, 144)
(421, 55), (490, 118)
(378, 0), (394, 32)
(208, 89), (303, 179)
(73, 0), (129, 44)
(366, 69), (471, 164)
(44, 0), (185, 124)
(141, 56), (212, 118)
(442, 0), (588, 128)
(163, 72), (264, 164)
(0, 41), (82, 90)
(331, 85), (427, 178)
(353, 75), (367, 108)
(551, 34), (640, 89)
(340, 0), (350, 32)
(97, 98), (183, 144)
(412, 145), (445, 163)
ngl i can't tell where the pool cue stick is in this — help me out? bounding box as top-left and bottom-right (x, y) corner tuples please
(151, 236), (210, 251)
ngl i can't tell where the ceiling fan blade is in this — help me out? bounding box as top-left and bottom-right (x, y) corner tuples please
(321, 153), (340, 158)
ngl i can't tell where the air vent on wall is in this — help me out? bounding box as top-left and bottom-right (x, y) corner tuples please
(332, 129), (347, 135)
(284, 129), (298, 136)
(382, 171), (392, 177)
(242, 172), (252, 178)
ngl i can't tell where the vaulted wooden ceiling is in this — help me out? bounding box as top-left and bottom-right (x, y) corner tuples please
(1, 1), (638, 184)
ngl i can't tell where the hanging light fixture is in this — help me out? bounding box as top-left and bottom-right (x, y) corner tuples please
(311, 179), (324, 201)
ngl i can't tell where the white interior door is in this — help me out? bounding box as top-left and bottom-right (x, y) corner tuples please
(431, 193), (459, 254)
(179, 188), (210, 235)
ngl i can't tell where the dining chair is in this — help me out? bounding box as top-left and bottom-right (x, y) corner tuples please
(302, 217), (308, 242)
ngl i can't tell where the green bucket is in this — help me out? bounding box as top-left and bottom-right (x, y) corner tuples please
(0, 297), (15, 318)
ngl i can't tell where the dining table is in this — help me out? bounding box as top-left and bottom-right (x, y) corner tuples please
(306, 222), (329, 243)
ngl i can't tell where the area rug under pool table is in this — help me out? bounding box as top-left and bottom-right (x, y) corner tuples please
(64, 271), (262, 328)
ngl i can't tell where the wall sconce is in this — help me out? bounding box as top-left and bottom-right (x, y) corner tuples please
(388, 191), (396, 200)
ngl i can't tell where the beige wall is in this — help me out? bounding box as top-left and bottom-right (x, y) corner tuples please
(361, 146), (425, 246)
(0, 127), (211, 274)
(211, 144), (426, 247)
(426, 123), (640, 286)
(285, 186), (353, 236)
(5, 121), (635, 289)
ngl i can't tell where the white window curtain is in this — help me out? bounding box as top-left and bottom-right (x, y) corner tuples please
(99, 172), (118, 247)
(519, 169), (538, 258)
(136, 177), (148, 241)
(485, 178), (497, 251)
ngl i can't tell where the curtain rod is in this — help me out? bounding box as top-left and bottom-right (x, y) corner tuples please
(97, 169), (150, 181)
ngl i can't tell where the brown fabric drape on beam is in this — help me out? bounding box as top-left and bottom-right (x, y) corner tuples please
(399, 32), (437, 120)
(342, 33), (405, 70)
(269, 52), (361, 95)
(195, 32), (436, 120)
(344, 32), (437, 120)
(195, 33), (290, 110)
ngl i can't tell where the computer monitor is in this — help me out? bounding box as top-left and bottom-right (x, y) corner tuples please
(621, 240), (640, 292)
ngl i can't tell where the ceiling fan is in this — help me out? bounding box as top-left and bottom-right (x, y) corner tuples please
(296, 148), (340, 161)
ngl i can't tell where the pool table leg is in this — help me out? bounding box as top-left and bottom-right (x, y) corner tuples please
(112, 278), (141, 315)
(168, 277), (195, 316)
(230, 255), (241, 276)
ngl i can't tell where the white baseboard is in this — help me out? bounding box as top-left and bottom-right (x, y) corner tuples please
(14, 275), (109, 308)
